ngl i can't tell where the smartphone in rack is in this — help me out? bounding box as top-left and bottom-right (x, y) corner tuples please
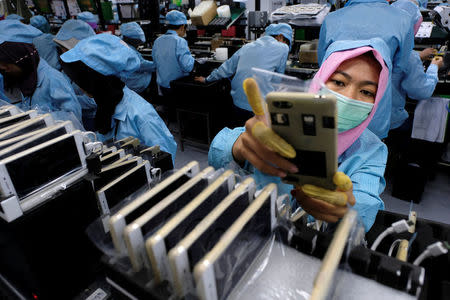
(146, 170), (236, 285)
(266, 92), (337, 189)
(0, 110), (38, 129)
(0, 114), (54, 140)
(0, 105), (20, 118)
(168, 178), (256, 298)
(124, 167), (216, 272)
(194, 183), (277, 300)
(93, 156), (142, 191)
(108, 161), (200, 254)
(100, 149), (125, 166)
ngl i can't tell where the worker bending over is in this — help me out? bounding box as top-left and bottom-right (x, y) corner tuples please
(196, 23), (292, 125)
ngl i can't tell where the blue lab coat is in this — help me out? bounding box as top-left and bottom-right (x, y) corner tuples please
(33, 33), (61, 70)
(206, 36), (289, 111)
(120, 47), (155, 93)
(152, 30), (194, 88)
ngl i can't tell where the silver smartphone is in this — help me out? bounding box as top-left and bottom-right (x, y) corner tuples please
(0, 110), (38, 129)
(124, 167), (217, 272)
(0, 121), (73, 152)
(168, 178), (256, 298)
(100, 149), (125, 166)
(194, 183), (277, 300)
(146, 170), (236, 285)
(0, 121), (75, 160)
(109, 161), (200, 254)
(266, 92), (338, 189)
(93, 156), (142, 191)
(0, 131), (86, 200)
(0, 114), (54, 141)
(0, 105), (20, 118)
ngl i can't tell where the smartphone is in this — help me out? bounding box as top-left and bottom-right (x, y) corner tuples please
(109, 161), (200, 254)
(93, 156), (142, 191)
(101, 146), (117, 156)
(0, 131), (86, 200)
(96, 161), (151, 232)
(146, 170), (236, 285)
(266, 92), (337, 189)
(0, 114), (54, 140)
(100, 149), (125, 166)
(0, 105), (20, 118)
(0, 110), (38, 129)
(124, 167), (216, 272)
(0, 121), (75, 160)
(168, 178), (256, 298)
(0, 121), (73, 152)
(194, 183), (277, 300)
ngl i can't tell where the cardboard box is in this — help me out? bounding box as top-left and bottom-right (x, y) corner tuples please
(190, 1), (218, 26)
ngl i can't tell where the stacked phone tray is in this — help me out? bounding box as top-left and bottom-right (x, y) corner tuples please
(0, 107), (89, 222)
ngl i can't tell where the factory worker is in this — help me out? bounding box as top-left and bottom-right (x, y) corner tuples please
(390, 0), (444, 130)
(195, 23), (292, 123)
(318, 0), (415, 139)
(60, 34), (177, 161)
(54, 19), (97, 129)
(209, 38), (391, 231)
(30, 15), (61, 70)
(152, 10), (194, 94)
(0, 20), (82, 121)
(5, 14), (24, 21)
(77, 11), (98, 31)
(120, 22), (156, 93)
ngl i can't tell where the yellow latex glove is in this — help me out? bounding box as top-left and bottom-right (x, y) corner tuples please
(243, 78), (353, 207)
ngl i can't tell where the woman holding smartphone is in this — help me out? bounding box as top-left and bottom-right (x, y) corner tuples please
(208, 38), (391, 232)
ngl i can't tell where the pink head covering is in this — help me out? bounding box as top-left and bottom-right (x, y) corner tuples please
(310, 47), (389, 156)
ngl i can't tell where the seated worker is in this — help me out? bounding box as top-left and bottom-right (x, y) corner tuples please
(195, 23), (292, 123)
(318, 0), (415, 139)
(60, 34), (177, 161)
(30, 15), (61, 70)
(0, 20), (82, 121)
(152, 10), (194, 95)
(77, 12), (98, 31)
(54, 19), (97, 129)
(120, 22), (156, 94)
(390, 0), (444, 130)
(209, 39), (391, 231)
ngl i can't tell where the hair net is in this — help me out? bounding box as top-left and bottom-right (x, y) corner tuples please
(60, 33), (140, 77)
(54, 20), (95, 50)
(265, 23), (293, 45)
(77, 11), (98, 30)
(166, 10), (187, 25)
(30, 15), (50, 33)
(0, 20), (42, 44)
(120, 22), (146, 43)
(5, 14), (24, 20)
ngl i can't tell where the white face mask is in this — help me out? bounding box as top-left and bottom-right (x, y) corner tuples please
(320, 86), (374, 133)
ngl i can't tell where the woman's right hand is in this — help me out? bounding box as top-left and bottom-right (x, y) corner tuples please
(232, 115), (299, 178)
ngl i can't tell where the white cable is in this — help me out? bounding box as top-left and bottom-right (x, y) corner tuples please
(371, 220), (412, 251)
(388, 239), (402, 256)
(413, 242), (448, 265)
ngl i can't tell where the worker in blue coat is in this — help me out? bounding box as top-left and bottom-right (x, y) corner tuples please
(318, 0), (415, 139)
(0, 20), (81, 121)
(54, 19), (97, 129)
(195, 23), (292, 123)
(152, 10), (194, 94)
(5, 14), (24, 21)
(120, 22), (155, 93)
(209, 38), (392, 231)
(30, 15), (61, 70)
(60, 34), (177, 161)
(390, 0), (444, 130)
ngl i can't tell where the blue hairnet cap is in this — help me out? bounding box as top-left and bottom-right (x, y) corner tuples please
(265, 23), (293, 45)
(0, 20), (42, 44)
(54, 20), (95, 50)
(120, 22), (146, 43)
(61, 33), (140, 77)
(77, 11), (97, 23)
(5, 14), (24, 20)
(30, 15), (50, 33)
(166, 10), (187, 25)
(392, 0), (422, 24)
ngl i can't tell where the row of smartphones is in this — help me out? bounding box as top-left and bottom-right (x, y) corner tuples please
(106, 161), (277, 300)
(0, 106), (88, 221)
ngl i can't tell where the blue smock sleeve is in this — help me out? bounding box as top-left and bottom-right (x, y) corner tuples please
(206, 51), (240, 82)
(401, 52), (438, 100)
(394, 24), (415, 72)
(208, 127), (245, 169)
(141, 60), (156, 73)
(176, 38), (195, 73)
(275, 49), (288, 74)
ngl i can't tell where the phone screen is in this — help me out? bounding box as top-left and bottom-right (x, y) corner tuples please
(288, 149), (327, 178)
(0, 119), (48, 140)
